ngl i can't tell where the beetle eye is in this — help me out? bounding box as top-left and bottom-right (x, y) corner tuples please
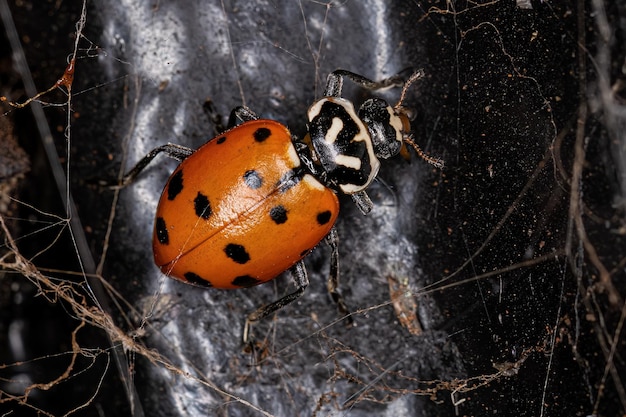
(396, 105), (416, 122)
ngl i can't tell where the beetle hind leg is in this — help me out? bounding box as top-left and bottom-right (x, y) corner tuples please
(227, 106), (259, 128)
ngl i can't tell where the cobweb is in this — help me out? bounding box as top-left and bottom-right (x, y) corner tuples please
(0, 0), (624, 416)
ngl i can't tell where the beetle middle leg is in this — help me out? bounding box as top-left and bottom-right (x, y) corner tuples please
(243, 260), (309, 344)
(110, 143), (195, 188)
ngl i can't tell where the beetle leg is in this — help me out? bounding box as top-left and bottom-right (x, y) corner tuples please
(324, 70), (407, 98)
(109, 105), (264, 190)
(243, 260), (309, 344)
(227, 105), (259, 128)
(111, 143), (194, 188)
(351, 191), (374, 215)
(323, 71), (344, 97)
(325, 228), (350, 318)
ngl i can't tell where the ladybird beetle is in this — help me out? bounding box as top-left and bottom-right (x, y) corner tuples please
(116, 69), (443, 341)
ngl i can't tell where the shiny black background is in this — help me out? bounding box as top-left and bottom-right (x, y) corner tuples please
(1, 0), (625, 416)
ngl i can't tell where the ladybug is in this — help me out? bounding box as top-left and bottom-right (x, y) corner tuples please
(117, 69), (442, 340)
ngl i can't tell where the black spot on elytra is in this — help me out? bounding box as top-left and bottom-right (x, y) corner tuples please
(243, 170), (263, 189)
(167, 170), (184, 200)
(232, 275), (260, 288)
(253, 127), (271, 142)
(216, 135), (227, 144)
(194, 192), (212, 219)
(184, 272), (212, 287)
(224, 243), (250, 264)
(155, 217), (169, 244)
(316, 210), (332, 225)
(269, 205), (288, 224)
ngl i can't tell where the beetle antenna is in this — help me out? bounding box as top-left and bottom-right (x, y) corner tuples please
(404, 135), (445, 169)
(394, 69), (425, 110)
(393, 69), (445, 169)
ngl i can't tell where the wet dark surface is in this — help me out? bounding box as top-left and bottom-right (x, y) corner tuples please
(1, 0), (625, 416)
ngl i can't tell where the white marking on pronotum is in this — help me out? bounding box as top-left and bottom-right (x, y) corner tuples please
(340, 181), (367, 194)
(335, 154), (362, 169)
(307, 98), (325, 121)
(325, 117), (343, 144)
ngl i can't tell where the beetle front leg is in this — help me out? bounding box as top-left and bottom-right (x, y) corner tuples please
(350, 191), (374, 215)
(323, 70), (406, 97)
